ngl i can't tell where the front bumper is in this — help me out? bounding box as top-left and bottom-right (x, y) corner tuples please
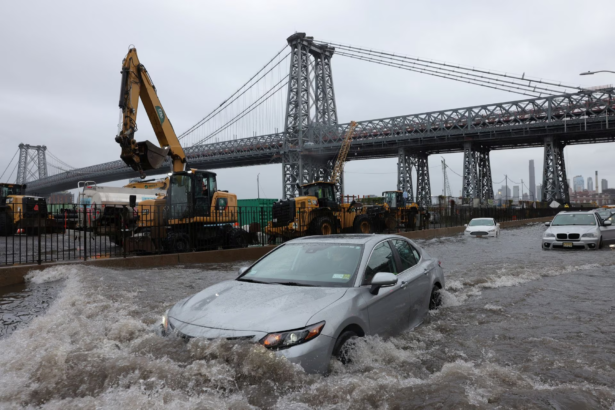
(542, 237), (600, 250)
(165, 318), (334, 374)
(464, 230), (497, 238)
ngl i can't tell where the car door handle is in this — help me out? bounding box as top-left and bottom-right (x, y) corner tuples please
(400, 280), (408, 288)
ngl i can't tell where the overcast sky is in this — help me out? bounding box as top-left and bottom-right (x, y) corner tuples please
(1, 0), (615, 200)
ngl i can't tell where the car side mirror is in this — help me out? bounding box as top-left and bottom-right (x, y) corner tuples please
(544, 222), (550, 226)
(605, 220), (612, 226)
(369, 272), (398, 295)
(238, 267), (249, 276)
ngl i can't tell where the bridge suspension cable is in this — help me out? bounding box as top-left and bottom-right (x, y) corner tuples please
(180, 45), (291, 147)
(316, 40), (582, 97)
(0, 148), (19, 181)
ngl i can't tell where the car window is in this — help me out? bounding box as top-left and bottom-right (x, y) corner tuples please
(362, 242), (397, 285)
(551, 214), (596, 226)
(392, 240), (420, 271)
(469, 219), (494, 226)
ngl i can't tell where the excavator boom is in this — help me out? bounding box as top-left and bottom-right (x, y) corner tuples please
(116, 47), (186, 178)
(329, 121), (357, 185)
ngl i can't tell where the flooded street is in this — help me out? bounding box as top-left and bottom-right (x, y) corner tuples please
(1, 223), (614, 409)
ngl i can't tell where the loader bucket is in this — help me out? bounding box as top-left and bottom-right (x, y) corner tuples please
(136, 140), (169, 171)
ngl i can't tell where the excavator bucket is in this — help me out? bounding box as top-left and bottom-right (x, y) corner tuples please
(136, 140), (169, 171)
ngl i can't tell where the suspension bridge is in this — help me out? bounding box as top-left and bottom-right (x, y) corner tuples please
(11, 33), (615, 205)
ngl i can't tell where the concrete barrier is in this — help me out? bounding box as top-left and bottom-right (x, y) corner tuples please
(0, 217), (553, 288)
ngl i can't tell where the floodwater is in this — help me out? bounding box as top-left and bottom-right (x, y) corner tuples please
(0, 224), (614, 409)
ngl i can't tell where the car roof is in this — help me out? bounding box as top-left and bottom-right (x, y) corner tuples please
(470, 217), (494, 220)
(556, 210), (595, 215)
(289, 234), (406, 246)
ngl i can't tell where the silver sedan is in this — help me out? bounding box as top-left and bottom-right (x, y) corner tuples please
(161, 234), (445, 374)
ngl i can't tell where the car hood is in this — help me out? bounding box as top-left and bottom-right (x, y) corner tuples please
(465, 225), (495, 232)
(547, 225), (597, 235)
(168, 280), (347, 333)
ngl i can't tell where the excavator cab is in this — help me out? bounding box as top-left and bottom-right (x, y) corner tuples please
(166, 170), (219, 220)
(0, 183), (26, 205)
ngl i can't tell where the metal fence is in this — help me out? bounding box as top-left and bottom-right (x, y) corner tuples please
(0, 203), (574, 267)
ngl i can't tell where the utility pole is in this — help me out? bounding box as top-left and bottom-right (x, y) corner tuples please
(505, 175), (508, 207)
(257, 173), (260, 199)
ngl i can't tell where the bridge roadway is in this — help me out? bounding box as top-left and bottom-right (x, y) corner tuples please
(26, 90), (615, 195)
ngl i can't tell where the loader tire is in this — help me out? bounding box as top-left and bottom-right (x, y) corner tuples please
(0, 213), (13, 237)
(227, 228), (249, 249)
(309, 216), (335, 236)
(353, 214), (373, 234)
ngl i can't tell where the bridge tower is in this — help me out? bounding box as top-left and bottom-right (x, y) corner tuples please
(396, 148), (432, 208)
(461, 142), (494, 204)
(282, 33), (339, 199)
(542, 136), (570, 204)
(15, 143), (48, 184)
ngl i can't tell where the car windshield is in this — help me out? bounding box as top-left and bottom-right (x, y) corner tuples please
(552, 214), (596, 226)
(469, 219), (494, 226)
(238, 243), (363, 287)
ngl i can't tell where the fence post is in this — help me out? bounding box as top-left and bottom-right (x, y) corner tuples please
(83, 204), (87, 262)
(122, 212), (127, 258)
(260, 206), (265, 246)
(37, 213), (42, 265)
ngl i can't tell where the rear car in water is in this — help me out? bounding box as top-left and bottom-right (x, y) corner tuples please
(542, 211), (615, 250)
(464, 218), (500, 238)
(160, 234), (445, 374)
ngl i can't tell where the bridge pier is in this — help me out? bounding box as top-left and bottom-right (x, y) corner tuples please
(415, 152), (431, 208)
(542, 136), (570, 204)
(282, 33), (340, 199)
(462, 143), (494, 204)
(397, 148), (414, 203)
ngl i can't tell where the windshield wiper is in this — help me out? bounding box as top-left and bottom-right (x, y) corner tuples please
(270, 281), (315, 287)
(237, 278), (268, 284)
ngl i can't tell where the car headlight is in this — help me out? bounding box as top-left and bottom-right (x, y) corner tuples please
(259, 321), (325, 350)
(544, 233), (555, 238)
(582, 233), (595, 238)
(161, 310), (170, 335)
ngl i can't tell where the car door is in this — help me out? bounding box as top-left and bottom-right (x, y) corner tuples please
(391, 239), (431, 328)
(599, 212), (615, 241)
(363, 241), (412, 337)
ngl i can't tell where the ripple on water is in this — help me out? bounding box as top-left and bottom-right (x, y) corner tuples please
(0, 225), (614, 409)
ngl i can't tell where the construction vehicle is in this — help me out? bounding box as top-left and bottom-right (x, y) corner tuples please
(265, 121), (373, 239)
(0, 183), (57, 235)
(124, 178), (169, 190)
(114, 47), (247, 252)
(365, 190), (419, 231)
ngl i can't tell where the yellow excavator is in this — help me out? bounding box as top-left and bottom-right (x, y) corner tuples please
(115, 47), (247, 253)
(265, 121), (373, 239)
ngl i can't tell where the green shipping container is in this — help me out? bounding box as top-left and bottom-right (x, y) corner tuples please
(237, 198), (278, 228)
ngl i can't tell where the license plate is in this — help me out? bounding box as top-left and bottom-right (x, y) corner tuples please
(563, 242), (573, 248)
(476, 235), (483, 238)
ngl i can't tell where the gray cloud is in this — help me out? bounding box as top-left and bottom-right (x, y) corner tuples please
(1, 0), (614, 199)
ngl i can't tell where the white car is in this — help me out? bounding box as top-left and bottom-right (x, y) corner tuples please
(464, 218), (500, 238)
(542, 211), (615, 250)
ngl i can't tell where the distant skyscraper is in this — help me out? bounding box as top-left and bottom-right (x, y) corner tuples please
(529, 160), (536, 201)
(513, 186), (520, 200)
(498, 185), (511, 200)
(587, 177), (593, 192)
(536, 184), (542, 201)
(603, 179), (609, 192)
(573, 175), (584, 192)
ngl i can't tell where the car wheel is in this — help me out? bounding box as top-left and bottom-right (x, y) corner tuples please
(429, 286), (442, 310)
(332, 330), (359, 365)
